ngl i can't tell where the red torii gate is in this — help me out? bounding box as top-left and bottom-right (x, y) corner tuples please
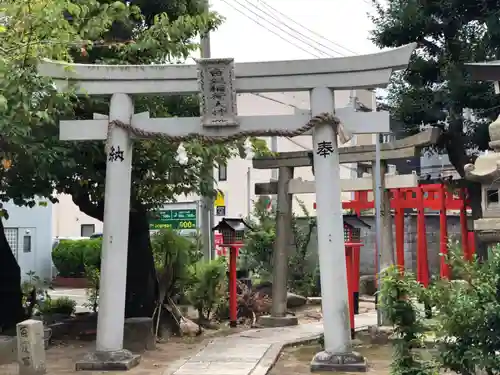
(348, 183), (473, 283)
(314, 182), (474, 285)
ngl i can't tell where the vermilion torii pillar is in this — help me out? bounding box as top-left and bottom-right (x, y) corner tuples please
(38, 43), (415, 372)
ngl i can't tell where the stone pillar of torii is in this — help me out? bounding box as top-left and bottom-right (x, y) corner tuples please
(37, 43), (415, 371)
(253, 128), (440, 325)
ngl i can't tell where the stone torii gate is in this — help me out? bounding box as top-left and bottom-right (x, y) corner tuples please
(37, 43), (415, 372)
(253, 128), (440, 324)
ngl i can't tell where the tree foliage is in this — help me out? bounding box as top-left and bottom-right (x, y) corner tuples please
(0, 0), (268, 328)
(370, 0), (500, 170)
(370, 0), (500, 258)
(0, 0), (242, 210)
(370, 0), (500, 167)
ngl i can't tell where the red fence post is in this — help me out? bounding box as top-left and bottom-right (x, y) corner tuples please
(352, 244), (361, 315)
(345, 245), (355, 339)
(229, 246), (238, 328)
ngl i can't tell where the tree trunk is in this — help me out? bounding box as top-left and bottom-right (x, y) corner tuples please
(125, 207), (157, 318)
(0, 217), (25, 333)
(73, 192), (157, 317)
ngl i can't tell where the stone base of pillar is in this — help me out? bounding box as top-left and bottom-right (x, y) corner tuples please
(310, 350), (367, 372)
(257, 314), (298, 327)
(75, 349), (141, 371)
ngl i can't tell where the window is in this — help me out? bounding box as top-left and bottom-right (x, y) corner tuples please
(218, 163), (227, 181)
(5, 228), (19, 259)
(23, 236), (31, 253)
(487, 189), (499, 204)
(380, 134), (394, 143)
(81, 224), (96, 237)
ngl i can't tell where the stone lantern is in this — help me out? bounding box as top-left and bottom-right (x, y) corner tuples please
(464, 115), (500, 244)
(464, 60), (500, 245)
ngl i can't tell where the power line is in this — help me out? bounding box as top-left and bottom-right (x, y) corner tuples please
(255, 0), (358, 56)
(221, 0), (328, 58)
(239, 0), (347, 57)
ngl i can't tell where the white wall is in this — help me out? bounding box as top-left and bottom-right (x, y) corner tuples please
(3, 198), (53, 281)
(52, 193), (103, 238)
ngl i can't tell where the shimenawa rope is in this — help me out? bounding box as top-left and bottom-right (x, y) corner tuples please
(105, 112), (352, 153)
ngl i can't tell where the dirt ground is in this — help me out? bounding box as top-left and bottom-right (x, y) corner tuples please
(0, 302), (375, 375)
(269, 340), (393, 375)
(0, 326), (249, 375)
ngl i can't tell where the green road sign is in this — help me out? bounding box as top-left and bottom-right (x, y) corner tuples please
(149, 209), (197, 230)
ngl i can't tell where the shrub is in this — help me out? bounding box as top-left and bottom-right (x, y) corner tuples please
(381, 244), (500, 375)
(186, 258), (226, 322)
(21, 271), (51, 318)
(83, 265), (100, 312)
(152, 229), (202, 304)
(241, 198), (318, 296)
(39, 296), (76, 316)
(52, 239), (101, 277)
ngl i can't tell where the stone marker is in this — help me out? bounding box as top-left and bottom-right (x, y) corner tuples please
(16, 319), (46, 375)
(123, 317), (155, 353)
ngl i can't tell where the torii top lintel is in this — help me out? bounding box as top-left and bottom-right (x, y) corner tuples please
(252, 127), (441, 169)
(37, 43), (416, 95)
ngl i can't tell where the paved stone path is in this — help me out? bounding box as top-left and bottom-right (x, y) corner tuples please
(163, 312), (377, 375)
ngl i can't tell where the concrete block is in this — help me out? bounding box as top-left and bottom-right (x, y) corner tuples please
(123, 317), (155, 353)
(75, 349), (141, 371)
(311, 350), (367, 372)
(257, 315), (298, 328)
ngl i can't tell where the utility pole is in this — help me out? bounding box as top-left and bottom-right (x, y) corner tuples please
(200, 0), (214, 261)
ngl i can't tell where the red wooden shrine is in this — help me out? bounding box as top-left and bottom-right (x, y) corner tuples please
(315, 182), (475, 321)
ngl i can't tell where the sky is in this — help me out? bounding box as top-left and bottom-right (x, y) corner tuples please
(194, 0), (379, 62)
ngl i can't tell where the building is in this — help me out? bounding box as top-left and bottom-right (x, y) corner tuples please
(3, 194), (103, 281)
(178, 89), (377, 220)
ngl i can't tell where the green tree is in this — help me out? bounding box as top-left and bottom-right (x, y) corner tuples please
(0, 0), (267, 330)
(370, 0), (500, 258)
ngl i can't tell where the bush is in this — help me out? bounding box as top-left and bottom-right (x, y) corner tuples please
(151, 229), (202, 272)
(39, 296), (76, 316)
(83, 265), (100, 312)
(186, 258), (226, 322)
(52, 239), (102, 277)
(381, 243), (500, 375)
(152, 229), (203, 304)
(241, 198), (318, 296)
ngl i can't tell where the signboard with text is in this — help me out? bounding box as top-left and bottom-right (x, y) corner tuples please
(149, 209), (197, 230)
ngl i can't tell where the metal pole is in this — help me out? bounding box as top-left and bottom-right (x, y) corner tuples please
(247, 167), (251, 216)
(200, 0), (213, 261)
(373, 99), (383, 327)
(271, 137), (278, 180)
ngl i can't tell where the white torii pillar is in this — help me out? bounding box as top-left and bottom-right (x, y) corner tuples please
(38, 43), (415, 372)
